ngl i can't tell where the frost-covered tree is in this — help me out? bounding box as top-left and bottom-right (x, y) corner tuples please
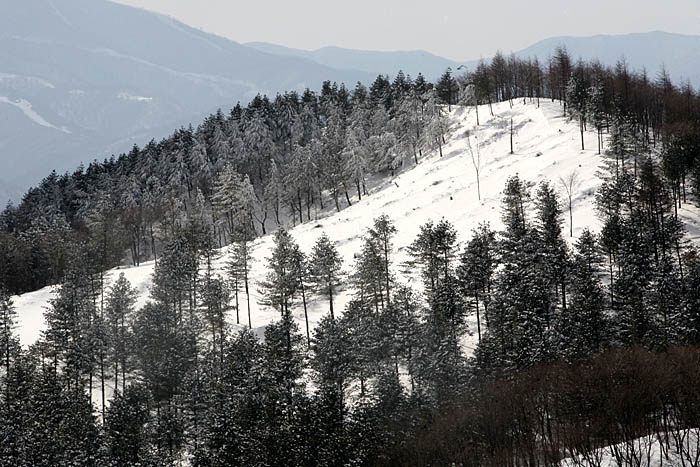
(105, 273), (136, 394)
(457, 224), (496, 342)
(259, 229), (301, 319)
(0, 290), (17, 387)
(308, 233), (344, 319)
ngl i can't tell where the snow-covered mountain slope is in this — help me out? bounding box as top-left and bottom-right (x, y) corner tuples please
(13, 99), (700, 351)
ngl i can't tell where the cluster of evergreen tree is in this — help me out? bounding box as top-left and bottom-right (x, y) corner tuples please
(3, 159), (700, 464)
(1, 45), (700, 465)
(0, 72), (444, 296)
(4, 46), (699, 298)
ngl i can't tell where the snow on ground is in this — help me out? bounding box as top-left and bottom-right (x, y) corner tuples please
(14, 99), (696, 353)
(0, 72), (56, 89)
(0, 95), (70, 133)
(560, 429), (700, 467)
(118, 92), (154, 102)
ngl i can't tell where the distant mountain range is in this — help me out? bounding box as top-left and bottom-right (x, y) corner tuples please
(244, 42), (459, 82)
(507, 31), (700, 87)
(1, 0), (699, 204)
(0, 0), (373, 203)
(250, 32), (700, 89)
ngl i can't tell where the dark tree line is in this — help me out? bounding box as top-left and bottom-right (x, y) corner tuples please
(3, 161), (700, 464)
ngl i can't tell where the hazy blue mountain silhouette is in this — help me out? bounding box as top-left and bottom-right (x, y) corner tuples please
(245, 42), (459, 81)
(462, 31), (700, 87)
(0, 0), (372, 202)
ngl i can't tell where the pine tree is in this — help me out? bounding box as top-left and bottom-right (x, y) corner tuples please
(566, 65), (590, 150)
(265, 159), (284, 225)
(259, 228), (301, 320)
(435, 68), (458, 110)
(308, 233), (344, 319)
(104, 383), (155, 466)
(406, 219), (458, 299)
(457, 223), (496, 342)
(0, 290), (17, 389)
(195, 329), (267, 466)
(228, 223), (255, 328)
(105, 273), (137, 394)
(200, 274), (229, 355)
(341, 299), (381, 397)
(588, 78), (607, 154)
(343, 118), (371, 200)
(311, 314), (353, 425)
(534, 181), (570, 311)
(553, 229), (608, 359)
(681, 248), (700, 344)
(369, 214), (397, 307)
(425, 90), (449, 158)
(42, 253), (100, 394)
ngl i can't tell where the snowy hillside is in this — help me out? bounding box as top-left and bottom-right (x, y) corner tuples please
(560, 429), (700, 467)
(13, 99), (700, 349)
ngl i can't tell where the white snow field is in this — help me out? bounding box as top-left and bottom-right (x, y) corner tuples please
(0, 95), (70, 133)
(559, 429), (700, 467)
(13, 99), (700, 351)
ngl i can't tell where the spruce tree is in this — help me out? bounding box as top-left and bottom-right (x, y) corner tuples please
(105, 273), (136, 394)
(308, 233), (344, 319)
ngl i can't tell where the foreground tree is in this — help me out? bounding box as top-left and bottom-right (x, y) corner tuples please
(308, 233), (344, 319)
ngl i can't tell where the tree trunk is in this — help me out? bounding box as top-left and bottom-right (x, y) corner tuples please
(300, 277), (310, 349)
(510, 117), (514, 154)
(475, 290), (481, 342)
(569, 200), (573, 237)
(245, 267), (252, 329)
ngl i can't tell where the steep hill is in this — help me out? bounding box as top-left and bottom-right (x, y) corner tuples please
(15, 99), (671, 348)
(0, 0), (372, 203)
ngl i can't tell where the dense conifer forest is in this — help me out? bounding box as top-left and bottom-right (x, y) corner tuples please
(1, 47), (700, 465)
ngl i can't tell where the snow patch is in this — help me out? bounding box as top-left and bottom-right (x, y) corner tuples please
(0, 72), (56, 89)
(118, 92), (153, 102)
(560, 429), (700, 467)
(0, 96), (70, 133)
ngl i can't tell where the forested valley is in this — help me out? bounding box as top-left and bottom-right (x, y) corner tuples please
(2, 47), (700, 466)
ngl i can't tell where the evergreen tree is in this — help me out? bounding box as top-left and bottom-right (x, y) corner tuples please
(534, 181), (570, 311)
(228, 223), (255, 328)
(0, 290), (18, 388)
(105, 273), (137, 394)
(259, 228), (301, 319)
(435, 68), (458, 110)
(566, 64), (591, 150)
(553, 229), (608, 359)
(406, 218), (458, 299)
(104, 383), (158, 466)
(456, 223), (496, 342)
(308, 233), (344, 319)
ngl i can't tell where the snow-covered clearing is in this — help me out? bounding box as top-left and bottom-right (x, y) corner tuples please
(0, 95), (70, 133)
(14, 99), (699, 353)
(560, 429), (700, 467)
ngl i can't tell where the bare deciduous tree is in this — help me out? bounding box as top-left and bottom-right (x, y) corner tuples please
(466, 128), (483, 201)
(559, 169), (582, 237)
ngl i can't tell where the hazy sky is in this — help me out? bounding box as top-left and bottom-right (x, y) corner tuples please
(112, 0), (700, 61)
